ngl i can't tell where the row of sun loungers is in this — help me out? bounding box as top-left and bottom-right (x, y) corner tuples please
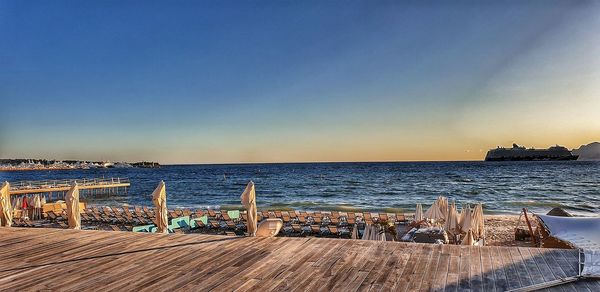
(31, 206), (410, 237)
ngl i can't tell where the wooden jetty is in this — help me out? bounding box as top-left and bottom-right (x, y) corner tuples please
(8, 178), (130, 196)
(0, 228), (598, 291)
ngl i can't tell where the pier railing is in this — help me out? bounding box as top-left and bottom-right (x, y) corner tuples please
(8, 177), (130, 195)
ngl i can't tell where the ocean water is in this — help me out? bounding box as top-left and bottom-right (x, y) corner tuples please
(1, 161), (599, 216)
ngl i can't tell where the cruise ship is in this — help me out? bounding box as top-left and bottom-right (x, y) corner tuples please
(485, 144), (579, 161)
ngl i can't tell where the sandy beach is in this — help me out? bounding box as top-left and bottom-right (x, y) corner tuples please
(11, 205), (541, 248)
(484, 215), (538, 247)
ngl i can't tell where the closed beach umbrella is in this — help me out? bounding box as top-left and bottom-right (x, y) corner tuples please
(437, 196), (448, 220)
(424, 201), (444, 222)
(151, 181), (168, 234)
(379, 225), (386, 241)
(351, 224), (358, 240)
(414, 204), (423, 222)
(462, 229), (475, 245)
(65, 183), (81, 229)
(0, 182), (12, 227)
(471, 203), (485, 240)
(362, 224), (371, 240)
(444, 201), (459, 235)
(459, 204), (472, 234)
(240, 181), (257, 236)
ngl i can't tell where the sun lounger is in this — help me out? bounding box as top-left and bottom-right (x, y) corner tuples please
(191, 219), (206, 229)
(282, 212), (291, 223)
(225, 220), (236, 229)
(291, 224), (302, 233)
(396, 213), (406, 223)
(174, 208), (183, 217)
(310, 225), (321, 235)
(313, 217), (322, 224)
(328, 226), (339, 236)
(47, 211), (58, 221)
(330, 217), (339, 225)
(209, 220), (220, 229)
(221, 212), (231, 221)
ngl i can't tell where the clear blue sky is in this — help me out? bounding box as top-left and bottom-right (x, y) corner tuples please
(1, 1), (599, 163)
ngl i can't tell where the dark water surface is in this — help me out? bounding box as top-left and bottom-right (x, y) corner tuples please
(1, 161), (599, 215)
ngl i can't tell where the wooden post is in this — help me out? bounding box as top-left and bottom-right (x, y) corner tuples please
(523, 208), (537, 246)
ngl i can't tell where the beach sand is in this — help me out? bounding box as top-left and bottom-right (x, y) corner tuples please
(484, 214), (538, 247)
(16, 206), (541, 247)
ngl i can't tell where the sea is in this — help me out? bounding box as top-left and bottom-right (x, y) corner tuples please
(1, 161), (599, 216)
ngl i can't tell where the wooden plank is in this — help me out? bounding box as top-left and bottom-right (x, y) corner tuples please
(430, 244), (449, 292)
(479, 245), (495, 291)
(500, 246), (523, 290)
(490, 246), (508, 291)
(444, 243), (461, 292)
(470, 246), (483, 291)
(510, 245), (534, 287)
(519, 247), (546, 285)
(458, 246), (471, 291)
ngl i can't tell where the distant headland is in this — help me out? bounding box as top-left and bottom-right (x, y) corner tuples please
(572, 142), (600, 160)
(0, 159), (160, 171)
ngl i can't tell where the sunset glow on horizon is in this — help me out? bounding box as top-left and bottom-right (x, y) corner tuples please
(1, 1), (599, 164)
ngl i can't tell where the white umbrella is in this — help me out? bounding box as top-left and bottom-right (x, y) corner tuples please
(424, 201), (445, 222)
(471, 203), (485, 240)
(444, 201), (459, 236)
(0, 182), (12, 227)
(379, 225), (386, 241)
(151, 181), (168, 234)
(437, 196), (448, 220)
(414, 204), (423, 222)
(240, 181), (257, 236)
(362, 224), (371, 240)
(459, 204), (472, 234)
(65, 183), (81, 229)
(462, 229), (475, 245)
(351, 224), (358, 239)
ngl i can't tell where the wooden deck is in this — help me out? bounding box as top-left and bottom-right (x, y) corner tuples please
(0, 228), (598, 291)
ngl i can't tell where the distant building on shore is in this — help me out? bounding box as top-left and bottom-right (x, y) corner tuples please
(485, 143), (579, 161)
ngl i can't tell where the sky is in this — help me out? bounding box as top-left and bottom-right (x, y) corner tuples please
(1, 1), (599, 164)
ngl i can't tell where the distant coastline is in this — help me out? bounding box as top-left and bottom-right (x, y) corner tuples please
(0, 159), (160, 171)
